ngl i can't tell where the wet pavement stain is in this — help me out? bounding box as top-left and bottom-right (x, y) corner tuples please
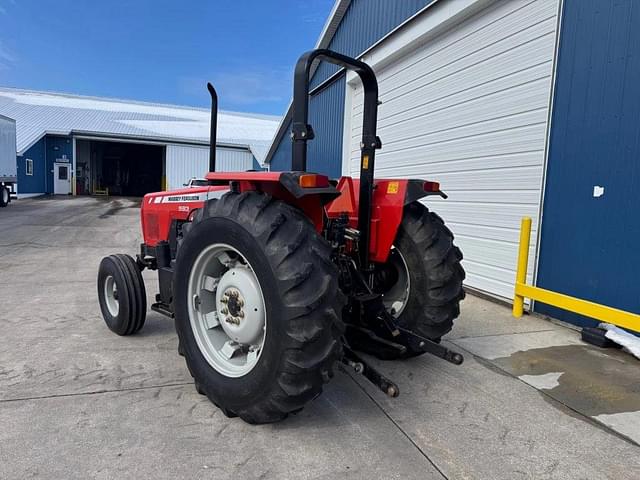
(98, 198), (142, 218)
(492, 343), (640, 419)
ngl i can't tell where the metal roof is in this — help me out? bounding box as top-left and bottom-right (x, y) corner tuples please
(0, 87), (280, 163)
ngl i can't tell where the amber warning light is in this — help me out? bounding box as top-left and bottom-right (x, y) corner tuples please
(298, 174), (330, 188)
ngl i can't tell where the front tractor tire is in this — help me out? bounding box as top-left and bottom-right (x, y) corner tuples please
(97, 254), (147, 335)
(375, 202), (465, 359)
(174, 192), (344, 424)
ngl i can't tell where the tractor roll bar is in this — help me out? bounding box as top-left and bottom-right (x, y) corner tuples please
(292, 49), (381, 269)
(207, 82), (218, 172)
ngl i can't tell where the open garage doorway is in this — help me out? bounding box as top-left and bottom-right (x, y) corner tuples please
(75, 139), (165, 196)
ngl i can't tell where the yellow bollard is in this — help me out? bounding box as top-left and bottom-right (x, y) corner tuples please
(513, 217), (532, 317)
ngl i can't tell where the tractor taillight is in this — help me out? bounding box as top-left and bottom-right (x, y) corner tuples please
(299, 174), (329, 188)
(423, 181), (440, 192)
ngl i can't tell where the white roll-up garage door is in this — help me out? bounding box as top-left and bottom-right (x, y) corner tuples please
(344, 0), (560, 299)
(166, 144), (255, 190)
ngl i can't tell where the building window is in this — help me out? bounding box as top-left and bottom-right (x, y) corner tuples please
(26, 158), (34, 176)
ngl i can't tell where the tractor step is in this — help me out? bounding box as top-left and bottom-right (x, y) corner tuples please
(151, 302), (174, 319)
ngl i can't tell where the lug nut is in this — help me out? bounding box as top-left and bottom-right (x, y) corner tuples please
(224, 291), (230, 297)
(237, 311), (244, 318)
(220, 297), (228, 304)
(220, 308), (228, 315)
(238, 299), (244, 307)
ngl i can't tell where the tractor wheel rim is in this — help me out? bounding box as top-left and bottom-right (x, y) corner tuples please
(187, 243), (267, 378)
(104, 275), (120, 317)
(382, 247), (411, 318)
(1, 188), (7, 203)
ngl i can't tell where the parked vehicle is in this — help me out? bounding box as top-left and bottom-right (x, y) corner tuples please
(184, 177), (209, 188)
(0, 114), (17, 207)
(97, 50), (465, 424)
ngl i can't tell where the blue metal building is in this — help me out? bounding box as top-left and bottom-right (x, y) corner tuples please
(265, 0), (640, 329)
(0, 88), (279, 196)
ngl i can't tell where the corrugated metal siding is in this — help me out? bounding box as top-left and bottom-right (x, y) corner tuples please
(165, 144), (253, 190)
(346, 0), (560, 299)
(535, 0), (640, 326)
(307, 75), (346, 177)
(269, 118), (292, 171)
(16, 138), (46, 194)
(268, 0), (433, 172)
(311, 0), (434, 89)
(266, 77), (346, 177)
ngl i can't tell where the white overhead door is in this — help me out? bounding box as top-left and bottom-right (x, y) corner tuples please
(344, 0), (560, 299)
(166, 145), (254, 190)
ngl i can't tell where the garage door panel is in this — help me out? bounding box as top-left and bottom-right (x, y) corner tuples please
(346, 0), (558, 298)
(416, 165), (543, 191)
(352, 4), (557, 110)
(353, 124), (547, 171)
(434, 189), (541, 205)
(444, 221), (535, 244)
(372, 0), (557, 90)
(364, 93), (549, 152)
(353, 23), (557, 115)
(426, 201), (539, 231)
(352, 42), (555, 125)
(373, 151), (542, 176)
(166, 145), (254, 190)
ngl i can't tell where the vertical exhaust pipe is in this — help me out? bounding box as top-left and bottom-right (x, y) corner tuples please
(207, 83), (218, 172)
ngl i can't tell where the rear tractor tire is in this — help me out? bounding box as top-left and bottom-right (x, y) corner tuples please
(97, 254), (147, 335)
(374, 201), (465, 359)
(173, 191), (345, 424)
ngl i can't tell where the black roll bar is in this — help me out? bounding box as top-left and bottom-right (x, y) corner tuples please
(291, 49), (382, 269)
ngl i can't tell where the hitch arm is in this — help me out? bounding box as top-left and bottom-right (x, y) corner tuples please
(342, 346), (400, 398)
(397, 327), (464, 365)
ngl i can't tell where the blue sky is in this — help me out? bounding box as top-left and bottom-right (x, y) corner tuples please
(0, 0), (334, 115)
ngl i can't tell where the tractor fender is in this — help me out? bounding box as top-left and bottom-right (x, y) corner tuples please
(326, 178), (446, 263)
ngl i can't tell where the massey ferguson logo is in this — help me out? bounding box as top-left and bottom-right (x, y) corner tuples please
(167, 195), (200, 202)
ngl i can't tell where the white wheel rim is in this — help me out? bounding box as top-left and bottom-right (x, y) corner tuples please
(382, 247), (411, 318)
(1, 188), (7, 203)
(187, 243), (267, 378)
(104, 275), (120, 317)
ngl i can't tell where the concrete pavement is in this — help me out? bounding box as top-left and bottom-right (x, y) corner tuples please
(0, 196), (637, 479)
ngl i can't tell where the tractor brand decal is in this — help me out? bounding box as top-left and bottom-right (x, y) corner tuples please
(149, 193), (208, 204)
(149, 189), (229, 205)
(165, 195), (202, 202)
(387, 182), (399, 194)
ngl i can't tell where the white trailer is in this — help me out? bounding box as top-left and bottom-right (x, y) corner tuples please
(0, 114), (17, 207)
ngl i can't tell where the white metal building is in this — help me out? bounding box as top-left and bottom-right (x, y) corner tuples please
(266, 0), (561, 301)
(0, 87), (279, 196)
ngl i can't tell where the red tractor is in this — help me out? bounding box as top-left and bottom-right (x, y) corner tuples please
(98, 50), (465, 424)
